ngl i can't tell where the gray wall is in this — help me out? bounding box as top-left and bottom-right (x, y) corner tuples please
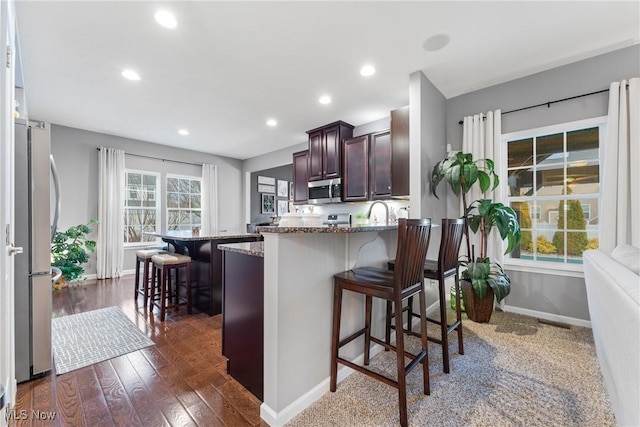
(445, 44), (640, 321)
(50, 124), (244, 275)
(250, 165), (292, 224)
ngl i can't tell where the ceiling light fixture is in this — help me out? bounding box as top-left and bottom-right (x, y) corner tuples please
(319, 95), (331, 105)
(121, 69), (141, 81)
(360, 65), (376, 77)
(154, 10), (177, 29)
(267, 119), (277, 127)
(422, 34), (450, 52)
(178, 129), (189, 136)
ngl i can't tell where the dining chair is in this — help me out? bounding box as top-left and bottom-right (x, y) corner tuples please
(330, 218), (432, 427)
(387, 218), (466, 373)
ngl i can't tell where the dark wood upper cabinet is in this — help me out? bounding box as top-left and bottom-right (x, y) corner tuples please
(306, 121), (354, 182)
(391, 106), (410, 197)
(342, 135), (369, 202)
(292, 150), (309, 205)
(369, 130), (392, 200)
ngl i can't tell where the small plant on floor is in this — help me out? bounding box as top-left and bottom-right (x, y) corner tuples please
(51, 220), (98, 285)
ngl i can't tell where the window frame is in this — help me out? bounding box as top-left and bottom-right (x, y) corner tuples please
(165, 173), (202, 232)
(124, 169), (161, 248)
(500, 116), (606, 276)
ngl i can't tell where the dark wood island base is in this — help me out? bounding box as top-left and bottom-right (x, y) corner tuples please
(219, 241), (264, 401)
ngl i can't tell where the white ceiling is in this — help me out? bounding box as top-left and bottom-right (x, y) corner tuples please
(15, 1), (640, 160)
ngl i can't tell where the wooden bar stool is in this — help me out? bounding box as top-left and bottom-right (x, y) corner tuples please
(330, 218), (432, 427)
(387, 218), (466, 373)
(150, 253), (192, 322)
(134, 249), (165, 308)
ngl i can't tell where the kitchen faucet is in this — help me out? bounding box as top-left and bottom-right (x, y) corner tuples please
(367, 200), (390, 225)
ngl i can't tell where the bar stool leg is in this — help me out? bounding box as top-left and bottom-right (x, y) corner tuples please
(142, 258), (151, 309)
(364, 295), (372, 365)
(438, 273), (450, 373)
(186, 264), (192, 314)
(393, 295), (408, 427)
(330, 283), (343, 392)
(160, 265), (168, 322)
(455, 275), (464, 355)
(134, 257), (141, 302)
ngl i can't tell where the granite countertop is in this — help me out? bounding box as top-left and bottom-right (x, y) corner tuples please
(146, 230), (261, 241)
(218, 241), (264, 257)
(257, 224), (398, 233)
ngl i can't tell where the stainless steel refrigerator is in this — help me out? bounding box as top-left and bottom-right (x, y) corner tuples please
(14, 118), (60, 382)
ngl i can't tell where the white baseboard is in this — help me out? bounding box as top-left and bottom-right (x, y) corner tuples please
(78, 270), (135, 282)
(260, 342), (387, 427)
(260, 298), (441, 426)
(502, 304), (591, 328)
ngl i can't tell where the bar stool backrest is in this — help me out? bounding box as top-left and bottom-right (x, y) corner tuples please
(437, 218), (466, 274)
(392, 218), (432, 294)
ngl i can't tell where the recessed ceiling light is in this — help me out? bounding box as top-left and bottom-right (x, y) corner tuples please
(267, 119), (277, 127)
(360, 65), (376, 77)
(319, 95), (331, 105)
(121, 69), (141, 81)
(155, 10), (177, 29)
(422, 34), (450, 52)
(178, 129), (189, 136)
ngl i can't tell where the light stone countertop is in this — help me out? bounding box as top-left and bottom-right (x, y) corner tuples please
(146, 230), (261, 241)
(257, 224), (398, 233)
(217, 241), (264, 257)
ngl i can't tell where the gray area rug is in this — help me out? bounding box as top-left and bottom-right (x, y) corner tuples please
(288, 310), (615, 426)
(52, 306), (154, 375)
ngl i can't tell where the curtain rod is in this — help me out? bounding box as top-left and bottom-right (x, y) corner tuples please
(96, 147), (202, 167)
(457, 87), (612, 125)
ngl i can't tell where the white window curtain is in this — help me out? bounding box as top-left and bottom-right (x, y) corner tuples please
(461, 110), (503, 262)
(201, 163), (218, 235)
(97, 147), (125, 279)
(600, 77), (640, 254)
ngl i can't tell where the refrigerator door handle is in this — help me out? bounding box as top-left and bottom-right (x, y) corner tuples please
(50, 154), (61, 242)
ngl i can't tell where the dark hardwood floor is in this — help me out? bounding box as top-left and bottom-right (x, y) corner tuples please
(10, 276), (267, 427)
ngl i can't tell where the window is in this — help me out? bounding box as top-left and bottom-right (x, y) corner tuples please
(124, 170), (160, 244)
(503, 117), (604, 266)
(166, 175), (201, 231)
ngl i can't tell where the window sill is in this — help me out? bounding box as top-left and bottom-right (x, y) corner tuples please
(503, 259), (584, 279)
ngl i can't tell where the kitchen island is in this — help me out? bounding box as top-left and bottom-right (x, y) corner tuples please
(256, 224), (399, 426)
(218, 241), (265, 401)
(147, 230), (262, 315)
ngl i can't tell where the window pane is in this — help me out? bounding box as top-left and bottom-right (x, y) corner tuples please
(567, 127), (599, 157)
(191, 180), (201, 193)
(567, 165), (599, 194)
(167, 178), (179, 192)
(143, 175), (156, 186)
(127, 173), (141, 185)
(536, 133), (564, 164)
(191, 195), (201, 209)
(191, 211), (201, 224)
(178, 193), (189, 208)
(507, 169), (534, 197)
(537, 168), (565, 196)
(167, 193), (179, 208)
(507, 138), (533, 168)
(535, 234), (562, 261)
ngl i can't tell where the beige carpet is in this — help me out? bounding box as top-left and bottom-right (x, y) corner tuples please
(287, 310), (615, 426)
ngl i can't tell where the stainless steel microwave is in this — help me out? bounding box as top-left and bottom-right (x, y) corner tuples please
(308, 178), (342, 204)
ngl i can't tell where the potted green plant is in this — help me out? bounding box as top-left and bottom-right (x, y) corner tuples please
(431, 151), (521, 322)
(51, 220), (97, 288)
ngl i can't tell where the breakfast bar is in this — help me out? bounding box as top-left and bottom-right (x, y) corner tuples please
(148, 230), (262, 315)
(255, 224), (399, 426)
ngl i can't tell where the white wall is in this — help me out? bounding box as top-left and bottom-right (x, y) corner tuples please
(50, 124), (244, 275)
